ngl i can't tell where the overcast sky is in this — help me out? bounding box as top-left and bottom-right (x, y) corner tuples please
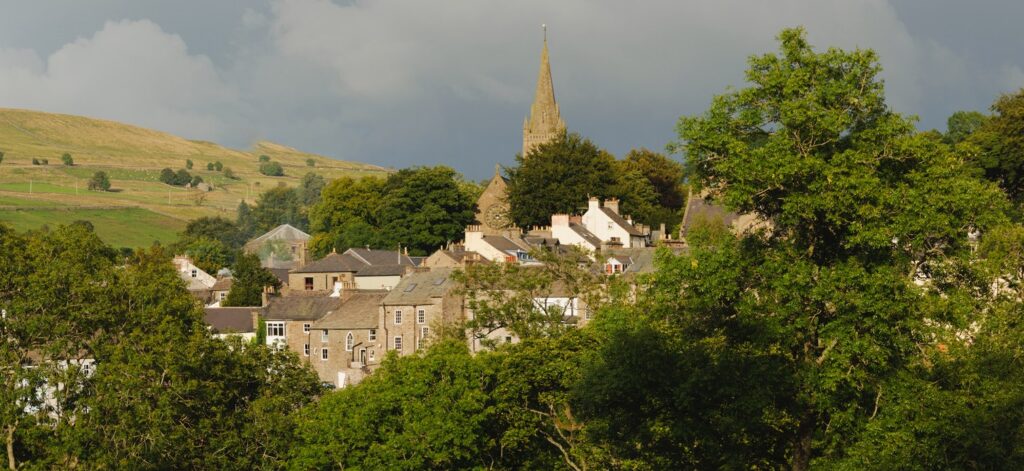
(1, 0), (1022, 179)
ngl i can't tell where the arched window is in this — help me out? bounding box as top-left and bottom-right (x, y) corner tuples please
(345, 332), (354, 351)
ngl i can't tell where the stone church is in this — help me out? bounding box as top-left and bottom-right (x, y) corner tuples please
(474, 30), (566, 235)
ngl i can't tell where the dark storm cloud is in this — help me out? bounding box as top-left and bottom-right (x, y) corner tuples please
(0, 0), (1021, 179)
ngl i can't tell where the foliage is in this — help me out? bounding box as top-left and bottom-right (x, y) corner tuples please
(185, 159), (193, 169)
(620, 148), (686, 208)
(180, 216), (248, 249)
(223, 167), (236, 179)
(206, 162), (215, 171)
(214, 161), (223, 171)
(87, 171), (111, 191)
(60, 153), (73, 166)
(258, 154), (270, 163)
(964, 89), (1024, 206)
(223, 253), (281, 307)
(183, 237), (235, 273)
(236, 201), (257, 240)
(305, 158), (315, 167)
(674, 27), (1009, 469)
(506, 132), (618, 228)
(944, 110), (988, 145)
(0, 150), (4, 164)
(297, 172), (325, 206)
(251, 186), (306, 233)
(159, 167), (195, 186)
(259, 161), (285, 177)
(308, 166), (476, 256)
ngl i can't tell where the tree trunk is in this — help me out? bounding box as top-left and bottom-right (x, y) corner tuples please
(791, 410), (815, 471)
(5, 424), (15, 471)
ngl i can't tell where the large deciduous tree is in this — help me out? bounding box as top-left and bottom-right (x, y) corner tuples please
(506, 133), (618, 228)
(223, 253), (280, 307)
(674, 28), (1008, 469)
(251, 185), (306, 233)
(965, 89), (1024, 206)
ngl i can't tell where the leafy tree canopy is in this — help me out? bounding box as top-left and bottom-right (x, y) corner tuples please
(223, 252), (281, 307)
(251, 185), (307, 233)
(964, 89), (1024, 206)
(87, 171), (110, 191)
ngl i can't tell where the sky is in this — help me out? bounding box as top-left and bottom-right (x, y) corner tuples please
(0, 0), (1022, 179)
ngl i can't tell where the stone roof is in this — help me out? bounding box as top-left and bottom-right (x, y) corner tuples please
(269, 268), (291, 286)
(264, 296), (343, 321)
(291, 252), (365, 274)
(482, 235), (529, 253)
(347, 248), (416, 267)
(312, 291), (387, 330)
(355, 265), (408, 277)
(246, 224), (310, 248)
(204, 307), (257, 334)
(600, 207), (645, 236)
(382, 269), (454, 305)
(211, 277), (233, 291)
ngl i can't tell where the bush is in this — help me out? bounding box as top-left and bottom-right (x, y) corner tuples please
(259, 161), (284, 177)
(191, 175), (204, 187)
(258, 154), (270, 163)
(0, 150), (5, 164)
(160, 168), (194, 186)
(40, 159), (48, 165)
(32, 158), (39, 165)
(206, 162), (215, 171)
(186, 159), (194, 170)
(214, 161), (223, 171)
(61, 153), (74, 166)
(306, 158), (316, 167)
(88, 171), (111, 191)
(223, 167), (237, 180)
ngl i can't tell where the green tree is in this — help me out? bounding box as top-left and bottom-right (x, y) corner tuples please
(87, 171), (111, 191)
(214, 161), (223, 171)
(674, 28), (1008, 469)
(298, 172), (325, 206)
(190, 175), (204, 187)
(609, 168), (660, 227)
(183, 237), (235, 273)
(223, 253), (281, 307)
(620, 148), (686, 208)
(0, 150), (5, 164)
(507, 132), (617, 228)
(31, 158), (39, 165)
(379, 166), (476, 255)
(223, 167), (237, 179)
(305, 158), (315, 167)
(260, 161), (284, 177)
(965, 90), (1024, 205)
(236, 201), (257, 240)
(207, 162), (215, 171)
(185, 159), (194, 169)
(60, 153), (73, 166)
(944, 110), (987, 145)
(258, 154), (270, 163)
(252, 186), (306, 233)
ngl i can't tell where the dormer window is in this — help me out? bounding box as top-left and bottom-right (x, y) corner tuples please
(191, 269), (197, 278)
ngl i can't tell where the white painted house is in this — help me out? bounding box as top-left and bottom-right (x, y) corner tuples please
(580, 197), (648, 248)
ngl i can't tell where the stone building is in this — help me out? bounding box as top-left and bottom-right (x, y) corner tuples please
(288, 248), (416, 293)
(522, 27), (566, 157)
(309, 291), (388, 387)
(244, 224), (310, 270)
(380, 269), (460, 356)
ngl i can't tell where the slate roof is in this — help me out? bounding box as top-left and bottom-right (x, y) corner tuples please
(246, 224), (310, 248)
(312, 291), (387, 329)
(204, 307), (257, 334)
(264, 296), (344, 321)
(382, 269), (454, 305)
(347, 248), (416, 266)
(355, 265), (408, 277)
(600, 207), (645, 236)
(569, 222), (601, 247)
(679, 193), (741, 239)
(482, 235), (529, 253)
(292, 248), (416, 274)
(269, 268), (291, 286)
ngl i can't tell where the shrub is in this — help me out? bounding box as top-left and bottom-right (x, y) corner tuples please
(186, 159), (194, 169)
(207, 162), (215, 171)
(306, 158), (316, 167)
(32, 158), (40, 165)
(191, 175), (204, 187)
(259, 161), (284, 177)
(0, 150), (5, 164)
(223, 167), (237, 180)
(87, 171), (111, 191)
(61, 153), (74, 166)
(258, 154), (270, 163)
(160, 168), (194, 186)
(214, 161), (223, 171)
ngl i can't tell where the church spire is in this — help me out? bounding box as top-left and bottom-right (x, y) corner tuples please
(523, 24), (565, 157)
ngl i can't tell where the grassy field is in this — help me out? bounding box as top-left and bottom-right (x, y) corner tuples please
(0, 207), (186, 248)
(0, 108), (392, 247)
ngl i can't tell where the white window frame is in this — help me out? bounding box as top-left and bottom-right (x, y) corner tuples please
(394, 309), (402, 325)
(321, 329), (329, 342)
(266, 322), (285, 338)
(394, 336), (403, 352)
(321, 348), (329, 360)
(368, 329), (376, 341)
(417, 309), (426, 324)
(345, 332), (354, 351)
(302, 323), (310, 333)
(368, 349), (375, 361)
(303, 344), (309, 356)
(191, 269), (197, 278)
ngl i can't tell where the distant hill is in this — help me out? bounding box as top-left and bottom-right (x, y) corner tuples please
(0, 108), (391, 248)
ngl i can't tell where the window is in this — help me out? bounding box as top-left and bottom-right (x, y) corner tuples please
(267, 322), (285, 337)
(359, 349), (367, 364)
(303, 323), (310, 333)
(303, 344), (309, 356)
(394, 336), (403, 352)
(368, 329), (376, 341)
(321, 348), (328, 360)
(505, 336), (513, 343)
(304, 277), (314, 290)
(321, 329), (329, 342)
(369, 349), (375, 361)
(190, 269), (197, 278)
(345, 332), (354, 351)
(417, 309), (426, 324)
(607, 221), (614, 230)
(394, 310), (402, 324)
(418, 327), (429, 349)
(219, 292), (227, 301)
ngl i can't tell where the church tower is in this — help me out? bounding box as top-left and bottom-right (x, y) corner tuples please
(522, 26), (566, 157)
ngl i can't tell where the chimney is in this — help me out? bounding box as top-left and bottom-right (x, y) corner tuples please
(588, 196), (600, 212)
(605, 198), (620, 214)
(251, 310), (260, 332)
(551, 214), (569, 227)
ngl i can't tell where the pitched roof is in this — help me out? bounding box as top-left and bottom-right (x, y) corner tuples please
(264, 296), (344, 321)
(569, 222), (601, 247)
(269, 268), (291, 286)
(204, 307), (257, 334)
(347, 248), (416, 266)
(679, 192), (743, 239)
(482, 235), (529, 253)
(246, 224), (310, 247)
(312, 291), (387, 329)
(382, 269), (454, 305)
(600, 207), (645, 236)
(211, 277), (233, 291)
(355, 265), (407, 277)
(291, 252), (366, 274)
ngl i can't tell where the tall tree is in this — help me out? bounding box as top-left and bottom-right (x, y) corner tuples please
(506, 132), (618, 228)
(223, 253), (280, 307)
(251, 186), (306, 233)
(379, 166), (476, 255)
(298, 172), (326, 206)
(943, 110), (987, 145)
(965, 89), (1024, 205)
(675, 28), (1008, 469)
(619, 148), (686, 208)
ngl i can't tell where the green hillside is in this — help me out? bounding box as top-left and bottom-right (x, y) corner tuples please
(0, 108), (391, 247)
